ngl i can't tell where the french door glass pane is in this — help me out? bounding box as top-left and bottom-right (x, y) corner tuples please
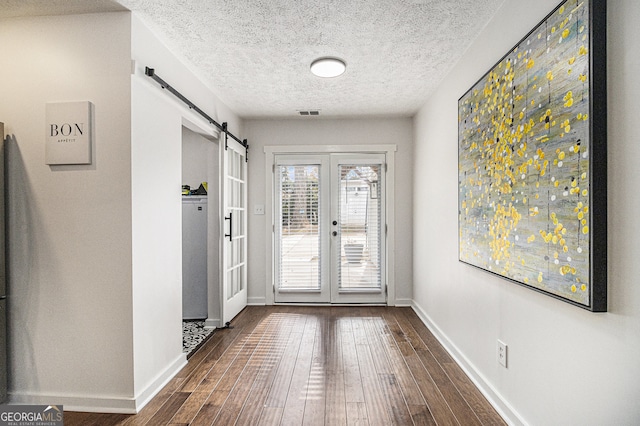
(225, 149), (245, 299)
(276, 165), (321, 290)
(337, 164), (381, 290)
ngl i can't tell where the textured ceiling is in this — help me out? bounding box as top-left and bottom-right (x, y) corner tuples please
(0, 0), (126, 18)
(1, 0), (506, 118)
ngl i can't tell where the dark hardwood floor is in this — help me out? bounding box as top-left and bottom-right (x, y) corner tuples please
(65, 306), (506, 425)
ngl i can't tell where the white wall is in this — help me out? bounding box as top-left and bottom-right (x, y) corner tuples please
(0, 13), (135, 410)
(413, 0), (640, 424)
(130, 14), (241, 406)
(0, 10), (242, 413)
(182, 127), (209, 189)
(243, 118), (413, 305)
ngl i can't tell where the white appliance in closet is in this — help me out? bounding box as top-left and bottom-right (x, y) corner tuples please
(182, 196), (208, 319)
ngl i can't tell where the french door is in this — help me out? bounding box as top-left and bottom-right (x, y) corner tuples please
(221, 137), (247, 325)
(274, 153), (386, 304)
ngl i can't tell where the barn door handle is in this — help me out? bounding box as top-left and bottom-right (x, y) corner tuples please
(225, 213), (233, 241)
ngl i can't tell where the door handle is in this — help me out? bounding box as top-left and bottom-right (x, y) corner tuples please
(332, 231), (338, 237)
(332, 220), (338, 226)
(225, 212), (233, 241)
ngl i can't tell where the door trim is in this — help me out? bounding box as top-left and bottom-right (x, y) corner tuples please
(264, 144), (397, 306)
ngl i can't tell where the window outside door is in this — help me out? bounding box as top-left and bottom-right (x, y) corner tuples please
(274, 153), (386, 304)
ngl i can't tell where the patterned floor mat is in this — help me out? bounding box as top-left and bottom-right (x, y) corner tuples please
(183, 320), (214, 356)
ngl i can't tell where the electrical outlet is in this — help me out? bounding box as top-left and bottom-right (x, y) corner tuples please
(497, 340), (508, 368)
(254, 204), (265, 215)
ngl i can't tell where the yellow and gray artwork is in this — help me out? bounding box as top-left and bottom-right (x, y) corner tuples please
(458, 0), (593, 306)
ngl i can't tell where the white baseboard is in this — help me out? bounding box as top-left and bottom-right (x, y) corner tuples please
(9, 353), (187, 414)
(205, 317), (221, 328)
(410, 300), (526, 426)
(247, 297), (266, 306)
(10, 392), (138, 414)
(394, 298), (413, 307)
(133, 353), (187, 412)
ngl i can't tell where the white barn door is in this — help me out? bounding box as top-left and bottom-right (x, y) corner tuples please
(221, 136), (247, 325)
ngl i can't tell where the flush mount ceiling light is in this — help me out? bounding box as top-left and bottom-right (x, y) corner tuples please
(310, 57), (346, 78)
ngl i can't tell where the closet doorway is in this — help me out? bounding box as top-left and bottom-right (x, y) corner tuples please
(181, 125), (220, 330)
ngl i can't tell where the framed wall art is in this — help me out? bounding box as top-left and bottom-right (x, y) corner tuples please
(458, 0), (607, 311)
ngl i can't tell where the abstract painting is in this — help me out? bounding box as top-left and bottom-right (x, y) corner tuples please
(458, 0), (607, 311)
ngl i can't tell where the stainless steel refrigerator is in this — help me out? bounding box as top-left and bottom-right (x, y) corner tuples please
(0, 122), (7, 402)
